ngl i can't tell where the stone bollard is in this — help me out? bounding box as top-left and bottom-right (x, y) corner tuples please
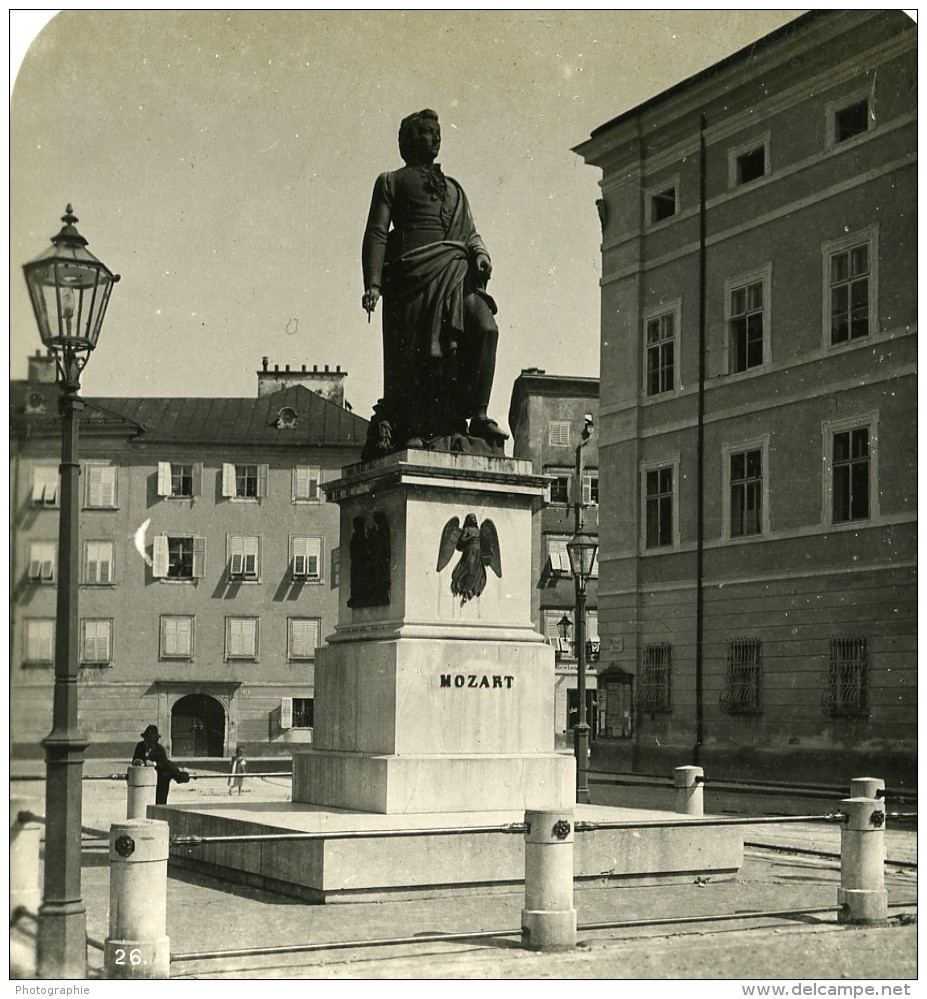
(126, 765), (157, 819)
(104, 819), (170, 979)
(521, 809), (577, 951)
(10, 800), (42, 919)
(838, 797), (888, 925)
(674, 766), (704, 817)
(850, 776), (885, 801)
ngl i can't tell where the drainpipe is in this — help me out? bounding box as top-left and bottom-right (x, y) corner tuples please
(694, 113), (707, 763)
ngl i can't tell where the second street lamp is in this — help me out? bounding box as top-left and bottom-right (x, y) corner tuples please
(566, 530), (598, 805)
(23, 205), (119, 979)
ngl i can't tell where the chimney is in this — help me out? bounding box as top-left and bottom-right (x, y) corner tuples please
(28, 350), (56, 384)
(256, 358), (348, 404)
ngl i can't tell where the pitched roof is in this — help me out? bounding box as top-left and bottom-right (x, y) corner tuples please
(11, 383), (369, 449)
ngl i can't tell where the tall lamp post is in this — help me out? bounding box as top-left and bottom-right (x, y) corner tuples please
(23, 205), (119, 978)
(566, 530), (598, 805)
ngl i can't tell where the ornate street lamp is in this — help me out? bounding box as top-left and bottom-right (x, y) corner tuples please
(23, 206), (119, 978)
(556, 613), (573, 644)
(566, 531), (598, 805)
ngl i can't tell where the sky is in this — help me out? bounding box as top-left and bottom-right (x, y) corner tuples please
(10, 10), (805, 431)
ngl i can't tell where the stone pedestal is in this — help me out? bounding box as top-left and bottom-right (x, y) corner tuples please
(293, 450), (574, 813)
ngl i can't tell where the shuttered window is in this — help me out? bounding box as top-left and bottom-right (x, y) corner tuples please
(229, 535), (260, 579)
(293, 466), (321, 502)
(25, 619), (55, 663)
(157, 461), (202, 498)
(31, 466), (59, 507)
(226, 617), (258, 659)
(292, 536), (322, 581)
(152, 536), (206, 579)
(28, 542), (56, 583)
(80, 619), (113, 664)
(288, 618), (320, 660)
(85, 465), (117, 508)
(160, 616), (194, 658)
(222, 463), (268, 499)
(84, 541), (114, 584)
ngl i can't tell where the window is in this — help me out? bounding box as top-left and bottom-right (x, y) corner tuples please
(644, 465), (675, 549)
(152, 535), (207, 579)
(83, 541), (114, 584)
(729, 136), (768, 187)
(829, 96), (871, 146)
(80, 619), (113, 666)
(28, 542), (56, 583)
(281, 697), (314, 729)
(221, 463), (268, 499)
(549, 475), (570, 505)
(157, 461), (202, 498)
(833, 427), (871, 523)
(226, 617), (259, 660)
(720, 639), (762, 714)
(545, 536), (571, 575)
(31, 466), (59, 507)
(228, 535), (260, 580)
(585, 610), (600, 661)
(645, 309), (676, 396)
(824, 228), (877, 346)
(292, 465), (321, 502)
(291, 536), (322, 582)
(727, 277), (766, 373)
(548, 421), (571, 447)
(288, 618), (320, 660)
(160, 615), (194, 659)
(824, 636), (869, 718)
(582, 473), (599, 507)
(25, 619), (55, 664)
(824, 415), (878, 527)
(637, 643), (671, 712)
(84, 464), (117, 508)
(650, 185), (677, 223)
(331, 547), (340, 588)
(725, 445), (765, 538)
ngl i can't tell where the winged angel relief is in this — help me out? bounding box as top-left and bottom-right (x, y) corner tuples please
(436, 513), (502, 604)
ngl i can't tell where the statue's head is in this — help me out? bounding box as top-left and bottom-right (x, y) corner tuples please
(399, 109), (441, 165)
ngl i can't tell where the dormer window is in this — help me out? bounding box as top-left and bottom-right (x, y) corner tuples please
(274, 407), (299, 429)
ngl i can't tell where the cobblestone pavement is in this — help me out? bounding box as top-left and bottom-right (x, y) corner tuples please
(10, 762), (917, 983)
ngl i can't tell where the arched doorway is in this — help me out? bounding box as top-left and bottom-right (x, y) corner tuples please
(171, 694), (225, 757)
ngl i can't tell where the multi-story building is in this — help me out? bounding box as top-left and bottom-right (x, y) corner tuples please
(574, 11), (916, 785)
(508, 369), (600, 743)
(10, 353), (367, 759)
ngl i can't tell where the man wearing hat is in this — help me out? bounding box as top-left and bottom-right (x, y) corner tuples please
(132, 724), (190, 804)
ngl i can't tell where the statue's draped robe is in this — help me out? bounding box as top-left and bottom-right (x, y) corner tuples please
(362, 165), (490, 434)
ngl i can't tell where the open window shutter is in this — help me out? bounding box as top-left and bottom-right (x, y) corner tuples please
(582, 476), (592, 505)
(152, 536), (169, 578)
(31, 474), (45, 504)
(41, 557), (55, 581)
(246, 536), (259, 577)
(191, 463), (203, 497)
(308, 467), (320, 500)
(294, 466), (309, 500)
(29, 554), (41, 579)
(280, 697), (293, 730)
(590, 551), (599, 578)
(305, 537), (322, 579)
(222, 463), (236, 497)
(157, 462), (171, 497)
(99, 546), (112, 584)
(257, 464), (269, 498)
(192, 537), (207, 577)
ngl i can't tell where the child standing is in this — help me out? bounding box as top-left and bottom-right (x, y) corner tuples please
(228, 745), (247, 795)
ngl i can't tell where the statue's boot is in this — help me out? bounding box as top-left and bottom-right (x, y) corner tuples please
(468, 416), (509, 442)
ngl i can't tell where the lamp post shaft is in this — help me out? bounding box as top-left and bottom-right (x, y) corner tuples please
(572, 434), (591, 805)
(37, 386), (88, 979)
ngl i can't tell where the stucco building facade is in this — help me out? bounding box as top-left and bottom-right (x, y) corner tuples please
(574, 11), (916, 784)
(11, 354), (367, 758)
